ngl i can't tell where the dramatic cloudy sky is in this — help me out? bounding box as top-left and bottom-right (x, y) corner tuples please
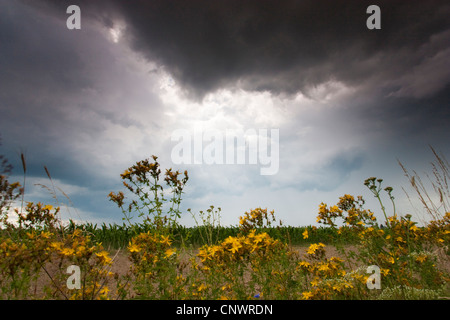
(1, 0), (449, 226)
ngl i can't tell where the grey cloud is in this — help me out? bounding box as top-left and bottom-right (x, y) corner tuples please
(388, 30), (450, 98)
(0, 1), (164, 185)
(29, 0), (450, 100)
(89, 0), (450, 100)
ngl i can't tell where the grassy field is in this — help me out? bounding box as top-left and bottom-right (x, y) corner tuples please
(0, 149), (449, 300)
(63, 222), (357, 250)
(0, 216), (448, 300)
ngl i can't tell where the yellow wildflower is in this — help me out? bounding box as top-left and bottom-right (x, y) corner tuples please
(40, 231), (52, 239)
(76, 246), (87, 257)
(164, 248), (176, 258)
(160, 235), (172, 246)
(310, 278), (320, 287)
(229, 240), (242, 254)
(302, 291), (314, 300)
(381, 268), (390, 276)
(415, 255), (427, 263)
(120, 169), (131, 179)
(302, 230), (309, 239)
(197, 283), (207, 292)
(61, 247), (75, 256)
(26, 232), (36, 240)
(95, 251), (112, 264)
(307, 243), (325, 255)
(253, 233), (266, 245)
(332, 284), (343, 292)
(50, 242), (62, 251)
(99, 286), (109, 295)
(128, 243), (141, 253)
(298, 261), (311, 270)
(318, 263), (330, 272)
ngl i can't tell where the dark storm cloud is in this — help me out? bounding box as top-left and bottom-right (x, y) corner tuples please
(30, 0), (450, 100)
(0, 1), (160, 186)
(4, 0), (450, 167)
(78, 0), (450, 99)
(0, 1), (91, 179)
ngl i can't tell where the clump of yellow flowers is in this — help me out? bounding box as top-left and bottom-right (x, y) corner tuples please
(1, 150), (448, 300)
(0, 202), (116, 299)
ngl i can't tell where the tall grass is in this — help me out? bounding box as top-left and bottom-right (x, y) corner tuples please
(399, 146), (450, 222)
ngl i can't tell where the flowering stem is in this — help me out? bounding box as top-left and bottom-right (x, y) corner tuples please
(375, 193), (390, 229)
(364, 177), (392, 229)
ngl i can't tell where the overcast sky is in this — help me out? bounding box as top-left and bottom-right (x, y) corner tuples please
(1, 0), (449, 227)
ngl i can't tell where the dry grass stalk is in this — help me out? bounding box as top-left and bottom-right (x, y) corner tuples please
(399, 146), (449, 222)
